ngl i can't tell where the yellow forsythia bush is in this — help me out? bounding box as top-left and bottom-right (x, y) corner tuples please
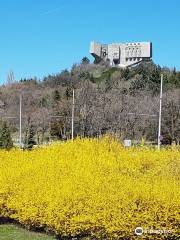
(0, 136), (179, 239)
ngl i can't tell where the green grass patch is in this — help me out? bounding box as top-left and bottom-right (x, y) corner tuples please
(94, 67), (119, 83)
(0, 224), (55, 240)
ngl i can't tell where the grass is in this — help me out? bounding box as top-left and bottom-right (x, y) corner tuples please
(0, 224), (55, 240)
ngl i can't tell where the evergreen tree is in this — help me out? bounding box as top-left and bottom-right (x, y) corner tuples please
(81, 57), (90, 65)
(52, 90), (61, 102)
(50, 120), (64, 140)
(89, 74), (95, 83)
(0, 121), (13, 149)
(24, 124), (36, 150)
(65, 86), (72, 100)
(105, 72), (112, 92)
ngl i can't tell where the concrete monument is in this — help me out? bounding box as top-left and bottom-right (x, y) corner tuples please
(90, 41), (152, 67)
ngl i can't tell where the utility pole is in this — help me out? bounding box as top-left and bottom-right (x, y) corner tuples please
(19, 94), (22, 148)
(71, 89), (75, 141)
(158, 74), (163, 149)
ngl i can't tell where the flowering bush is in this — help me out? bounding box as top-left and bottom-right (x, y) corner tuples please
(0, 137), (179, 239)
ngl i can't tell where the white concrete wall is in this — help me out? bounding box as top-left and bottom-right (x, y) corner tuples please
(90, 41), (101, 57)
(108, 44), (120, 65)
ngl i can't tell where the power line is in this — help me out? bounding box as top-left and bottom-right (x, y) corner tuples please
(0, 116), (17, 119)
(127, 113), (157, 117)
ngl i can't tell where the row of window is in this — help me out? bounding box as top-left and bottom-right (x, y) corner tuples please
(126, 43), (141, 46)
(126, 49), (141, 57)
(125, 47), (141, 51)
(126, 57), (142, 62)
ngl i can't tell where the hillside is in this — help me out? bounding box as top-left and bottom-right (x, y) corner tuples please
(0, 60), (179, 145)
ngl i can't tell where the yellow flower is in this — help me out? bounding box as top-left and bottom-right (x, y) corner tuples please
(0, 137), (179, 239)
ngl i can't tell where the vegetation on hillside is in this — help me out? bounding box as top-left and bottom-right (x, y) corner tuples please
(0, 121), (13, 149)
(0, 60), (179, 147)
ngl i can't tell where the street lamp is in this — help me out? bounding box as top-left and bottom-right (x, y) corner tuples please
(158, 74), (163, 149)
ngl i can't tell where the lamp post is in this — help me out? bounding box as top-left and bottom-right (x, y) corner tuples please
(158, 74), (163, 149)
(71, 89), (75, 141)
(19, 94), (22, 148)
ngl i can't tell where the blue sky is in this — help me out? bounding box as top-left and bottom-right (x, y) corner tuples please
(0, 0), (180, 83)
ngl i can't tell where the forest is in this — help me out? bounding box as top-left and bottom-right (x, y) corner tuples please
(0, 58), (179, 148)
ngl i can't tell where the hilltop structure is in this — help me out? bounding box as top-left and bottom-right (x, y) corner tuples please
(90, 41), (152, 68)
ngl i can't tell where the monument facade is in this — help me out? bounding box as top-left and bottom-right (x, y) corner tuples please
(90, 41), (152, 67)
